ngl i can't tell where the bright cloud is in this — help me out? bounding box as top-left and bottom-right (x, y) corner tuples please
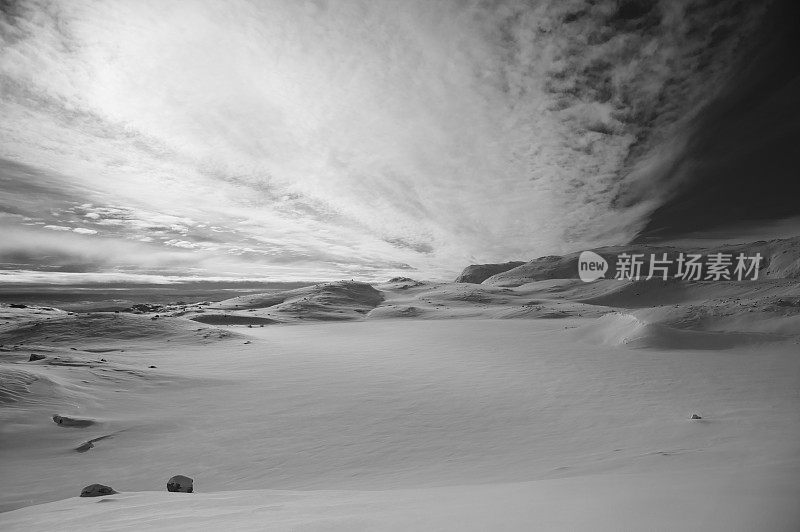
(0, 0), (767, 281)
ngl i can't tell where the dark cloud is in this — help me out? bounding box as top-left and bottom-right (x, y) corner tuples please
(637, 0), (800, 238)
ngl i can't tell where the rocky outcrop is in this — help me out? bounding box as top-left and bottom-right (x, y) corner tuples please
(126, 303), (163, 313)
(454, 262), (525, 284)
(482, 255), (580, 286)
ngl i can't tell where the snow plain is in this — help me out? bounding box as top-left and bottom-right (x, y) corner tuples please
(1, 276), (799, 530)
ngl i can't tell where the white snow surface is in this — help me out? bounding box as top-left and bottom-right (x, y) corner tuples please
(1, 282), (799, 530)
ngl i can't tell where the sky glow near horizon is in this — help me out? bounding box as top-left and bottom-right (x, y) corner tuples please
(0, 0), (766, 282)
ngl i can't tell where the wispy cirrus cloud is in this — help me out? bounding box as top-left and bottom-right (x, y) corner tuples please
(0, 0), (769, 281)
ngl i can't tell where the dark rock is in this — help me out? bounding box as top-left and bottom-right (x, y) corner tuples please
(28, 354), (46, 362)
(148, 365), (157, 368)
(9, 303), (27, 309)
(167, 475), (193, 493)
(690, 413), (702, 420)
(80, 484), (116, 497)
(52, 414), (95, 428)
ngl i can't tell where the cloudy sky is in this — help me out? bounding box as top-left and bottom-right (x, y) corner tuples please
(0, 0), (793, 282)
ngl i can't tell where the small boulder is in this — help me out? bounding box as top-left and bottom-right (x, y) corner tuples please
(690, 413), (702, 420)
(167, 475), (193, 493)
(28, 354), (46, 362)
(148, 365), (157, 368)
(80, 484), (116, 497)
(52, 414), (95, 428)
